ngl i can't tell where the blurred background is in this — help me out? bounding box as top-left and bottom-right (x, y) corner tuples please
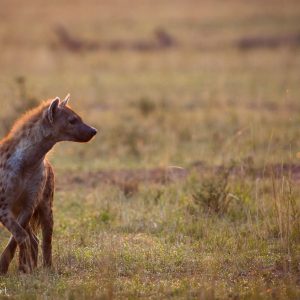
(0, 0), (300, 172)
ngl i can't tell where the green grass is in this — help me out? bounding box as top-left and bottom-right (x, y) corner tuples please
(0, 0), (300, 298)
(1, 176), (299, 299)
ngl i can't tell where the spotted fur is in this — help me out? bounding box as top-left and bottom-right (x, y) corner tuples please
(0, 95), (97, 274)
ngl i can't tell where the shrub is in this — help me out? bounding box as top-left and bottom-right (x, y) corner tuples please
(135, 97), (156, 117)
(192, 169), (231, 216)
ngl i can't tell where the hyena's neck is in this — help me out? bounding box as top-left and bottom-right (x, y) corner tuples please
(2, 118), (55, 172)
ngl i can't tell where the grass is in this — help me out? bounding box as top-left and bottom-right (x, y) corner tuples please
(0, 0), (300, 298)
(1, 176), (299, 299)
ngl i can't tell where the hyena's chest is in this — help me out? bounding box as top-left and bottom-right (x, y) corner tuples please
(0, 163), (46, 216)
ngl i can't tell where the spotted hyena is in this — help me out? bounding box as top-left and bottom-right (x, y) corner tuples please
(0, 94), (97, 274)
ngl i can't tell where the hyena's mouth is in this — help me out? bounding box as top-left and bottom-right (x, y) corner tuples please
(75, 127), (97, 142)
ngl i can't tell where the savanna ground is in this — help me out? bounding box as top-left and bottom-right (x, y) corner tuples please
(0, 0), (300, 299)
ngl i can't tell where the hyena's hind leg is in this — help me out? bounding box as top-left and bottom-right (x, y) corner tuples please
(39, 165), (54, 268)
(40, 206), (53, 268)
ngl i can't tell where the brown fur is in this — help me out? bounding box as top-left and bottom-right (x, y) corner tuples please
(0, 95), (97, 274)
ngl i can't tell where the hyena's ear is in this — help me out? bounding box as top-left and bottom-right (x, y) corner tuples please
(48, 97), (60, 124)
(60, 93), (70, 107)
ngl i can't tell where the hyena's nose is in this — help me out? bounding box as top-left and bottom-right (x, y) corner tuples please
(91, 127), (98, 136)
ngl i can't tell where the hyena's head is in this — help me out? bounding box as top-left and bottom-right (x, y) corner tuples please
(44, 94), (97, 143)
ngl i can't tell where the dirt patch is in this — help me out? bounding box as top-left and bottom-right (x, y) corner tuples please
(236, 32), (300, 50)
(58, 166), (188, 194)
(57, 162), (300, 193)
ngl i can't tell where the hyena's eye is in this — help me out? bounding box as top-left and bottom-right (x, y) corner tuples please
(68, 117), (78, 125)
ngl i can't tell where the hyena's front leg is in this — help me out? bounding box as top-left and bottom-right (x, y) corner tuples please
(0, 197), (40, 274)
(0, 236), (17, 275)
(19, 227), (39, 273)
(0, 210), (30, 274)
(0, 226), (39, 274)
(28, 228), (39, 268)
(15, 207), (40, 273)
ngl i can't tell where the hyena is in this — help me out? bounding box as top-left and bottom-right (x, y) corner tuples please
(0, 94), (97, 274)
